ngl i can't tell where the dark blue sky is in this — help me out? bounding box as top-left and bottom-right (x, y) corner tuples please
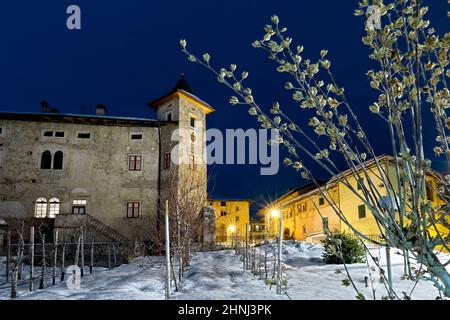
(0, 1), (448, 214)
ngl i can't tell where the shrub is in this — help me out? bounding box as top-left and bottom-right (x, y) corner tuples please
(322, 232), (365, 264)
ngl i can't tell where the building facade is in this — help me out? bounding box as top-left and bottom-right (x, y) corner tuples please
(259, 155), (446, 244)
(0, 77), (214, 242)
(208, 199), (251, 244)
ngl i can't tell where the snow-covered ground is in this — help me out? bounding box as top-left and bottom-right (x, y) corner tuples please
(275, 241), (449, 300)
(0, 251), (284, 300)
(0, 242), (448, 300)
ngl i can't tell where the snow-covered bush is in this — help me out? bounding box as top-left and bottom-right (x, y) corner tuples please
(322, 232), (365, 264)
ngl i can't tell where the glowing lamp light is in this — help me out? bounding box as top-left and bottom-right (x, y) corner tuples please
(228, 225), (236, 233)
(271, 209), (280, 218)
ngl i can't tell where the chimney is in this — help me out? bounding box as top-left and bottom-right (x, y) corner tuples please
(96, 104), (107, 116)
(40, 100), (50, 113)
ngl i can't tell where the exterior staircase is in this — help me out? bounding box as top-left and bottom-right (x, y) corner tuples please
(85, 214), (129, 242)
(54, 214), (129, 242)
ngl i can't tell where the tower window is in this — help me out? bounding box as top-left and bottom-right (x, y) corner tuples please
(166, 113), (172, 121)
(43, 131), (53, 137)
(189, 154), (197, 171)
(190, 117), (196, 128)
(129, 155), (142, 171)
(131, 133), (143, 140)
(53, 151), (64, 170)
(220, 201), (226, 207)
(40, 151), (52, 169)
(55, 131), (65, 138)
(163, 153), (171, 169)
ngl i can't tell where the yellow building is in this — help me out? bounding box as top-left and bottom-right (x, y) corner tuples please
(209, 198), (251, 244)
(259, 155), (448, 244)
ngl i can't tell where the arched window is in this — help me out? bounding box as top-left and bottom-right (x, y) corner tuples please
(40, 151), (52, 169)
(53, 151), (64, 170)
(48, 198), (60, 218)
(35, 197), (48, 218)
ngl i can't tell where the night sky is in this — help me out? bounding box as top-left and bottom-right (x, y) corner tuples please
(0, 1), (448, 215)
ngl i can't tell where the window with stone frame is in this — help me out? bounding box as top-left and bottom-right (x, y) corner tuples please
(129, 155), (142, 171)
(127, 202), (140, 218)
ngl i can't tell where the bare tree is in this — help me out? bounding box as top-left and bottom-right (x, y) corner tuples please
(180, 0), (450, 298)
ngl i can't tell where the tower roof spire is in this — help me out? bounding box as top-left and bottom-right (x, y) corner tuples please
(172, 73), (193, 94)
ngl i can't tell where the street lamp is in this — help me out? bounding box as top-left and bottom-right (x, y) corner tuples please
(271, 208), (280, 218)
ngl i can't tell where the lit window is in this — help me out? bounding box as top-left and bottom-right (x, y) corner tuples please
(127, 202), (140, 218)
(129, 155), (142, 171)
(48, 198), (60, 218)
(73, 199), (87, 205)
(34, 197), (48, 218)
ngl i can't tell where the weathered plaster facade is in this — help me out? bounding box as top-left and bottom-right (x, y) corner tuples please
(0, 79), (214, 242)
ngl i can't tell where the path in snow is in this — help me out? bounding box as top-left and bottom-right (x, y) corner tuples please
(0, 251), (284, 300)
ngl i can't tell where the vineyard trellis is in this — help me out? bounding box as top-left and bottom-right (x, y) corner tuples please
(1, 226), (146, 298)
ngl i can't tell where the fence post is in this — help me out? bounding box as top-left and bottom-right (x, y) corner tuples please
(245, 223), (249, 270)
(164, 199), (171, 300)
(17, 236), (23, 281)
(6, 230), (11, 282)
(90, 240), (94, 274)
(80, 227), (85, 277)
(52, 228), (59, 285)
(39, 234), (46, 290)
(60, 237), (66, 282)
(29, 226), (35, 291)
(276, 209), (283, 295)
(112, 244), (117, 267)
(108, 244), (111, 270)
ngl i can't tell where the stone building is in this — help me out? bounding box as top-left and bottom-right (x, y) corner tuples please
(0, 77), (214, 242)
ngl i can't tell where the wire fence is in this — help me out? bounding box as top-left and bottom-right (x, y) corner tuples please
(0, 227), (146, 298)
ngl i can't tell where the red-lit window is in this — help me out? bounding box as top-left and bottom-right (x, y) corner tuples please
(164, 153), (171, 169)
(127, 202), (140, 218)
(129, 155), (142, 171)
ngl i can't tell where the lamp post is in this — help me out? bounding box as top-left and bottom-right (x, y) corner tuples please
(270, 208), (283, 295)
